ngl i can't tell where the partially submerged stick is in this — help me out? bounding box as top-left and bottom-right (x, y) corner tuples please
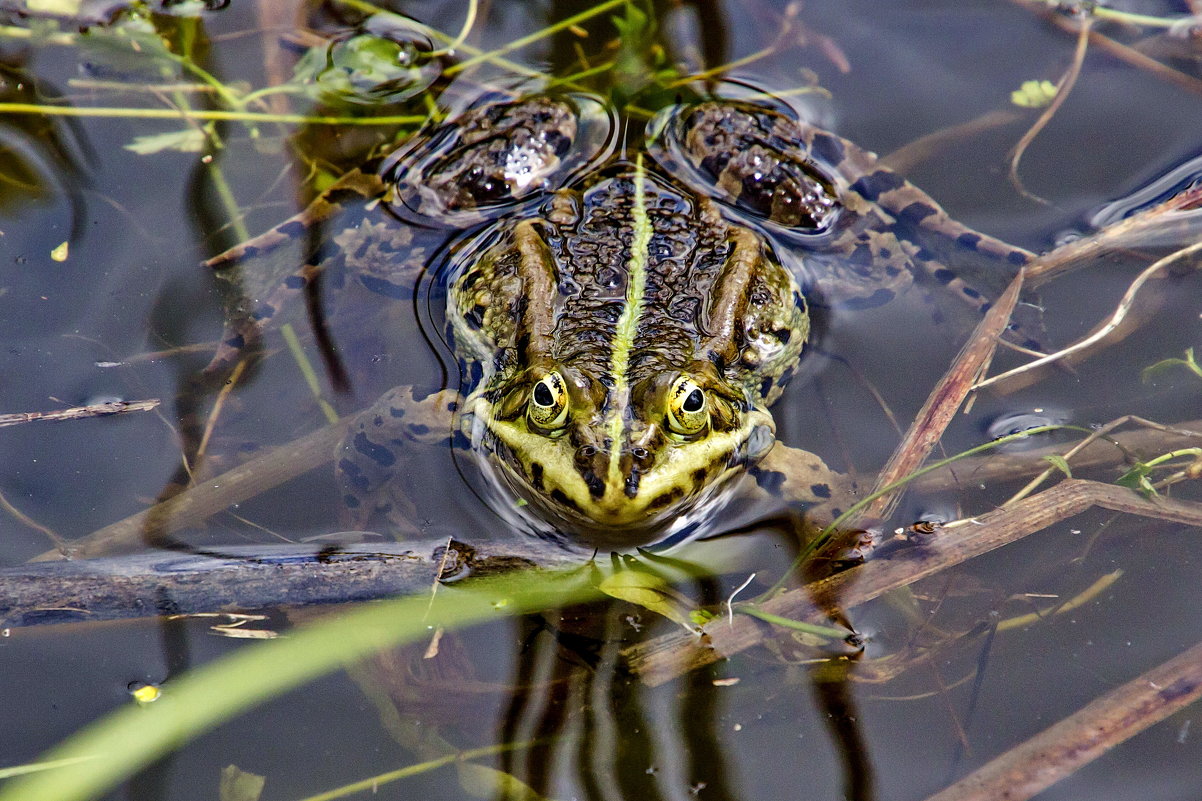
(624, 480), (1202, 686)
(3, 539), (584, 629)
(925, 638), (1202, 801)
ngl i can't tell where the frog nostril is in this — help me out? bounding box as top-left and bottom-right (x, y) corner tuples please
(631, 447), (653, 468)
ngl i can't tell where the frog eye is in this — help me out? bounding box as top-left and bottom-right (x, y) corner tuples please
(666, 377), (709, 436)
(527, 372), (570, 431)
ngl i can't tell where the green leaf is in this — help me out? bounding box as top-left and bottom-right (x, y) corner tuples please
(598, 569), (698, 631)
(124, 129), (206, 155)
(219, 765), (265, 801)
(1142, 347), (1202, 382)
(295, 29), (438, 107)
(456, 763), (549, 801)
(1042, 453), (1073, 479)
(1116, 463), (1158, 498)
(1010, 79), (1057, 108)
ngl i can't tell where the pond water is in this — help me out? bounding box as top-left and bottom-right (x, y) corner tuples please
(2, 1), (1202, 800)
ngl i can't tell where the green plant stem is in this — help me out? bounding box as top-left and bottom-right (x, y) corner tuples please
(444, 0), (628, 76)
(736, 607), (850, 641)
(0, 102), (424, 126)
(761, 425), (1090, 599)
(295, 739), (542, 801)
(281, 323), (340, 425)
(1025, 0), (1187, 28)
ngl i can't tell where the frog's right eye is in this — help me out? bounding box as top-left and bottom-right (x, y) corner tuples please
(527, 372), (570, 431)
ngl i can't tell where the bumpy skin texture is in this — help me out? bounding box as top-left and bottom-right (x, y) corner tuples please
(224, 94), (1034, 547)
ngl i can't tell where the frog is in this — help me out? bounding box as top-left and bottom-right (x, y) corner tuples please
(204, 93), (1035, 550)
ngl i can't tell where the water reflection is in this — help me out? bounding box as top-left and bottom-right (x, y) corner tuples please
(359, 589), (877, 801)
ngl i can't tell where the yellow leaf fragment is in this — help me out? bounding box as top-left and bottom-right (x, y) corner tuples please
(50, 241), (68, 262)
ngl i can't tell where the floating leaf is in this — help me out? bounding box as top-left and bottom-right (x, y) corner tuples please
(124, 129), (206, 155)
(49, 241), (69, 262)
(1010, 79), (1057, 108)
(219, 765), (265, 801)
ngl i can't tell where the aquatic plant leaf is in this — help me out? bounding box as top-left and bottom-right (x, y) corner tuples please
(124, 129), (206, 155)
(77, 17), (180, 83)
(218, 765), (265, 801)
(598, 569), (698, 631)
(294, 28), (438, 107)
(1115, 463), (1157, 497)
(1142, 347), (1202, 382)
(1042, 454), (1073, 479)
(1010, 79), (1057, 108)
(456, 762), (549, 801)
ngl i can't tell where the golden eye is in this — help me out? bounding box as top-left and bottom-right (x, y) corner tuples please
(666, 376), (709, 435)
(527, 371), (569, 430)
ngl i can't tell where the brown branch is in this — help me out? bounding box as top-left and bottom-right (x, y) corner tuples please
(2, 539), (584, 629)
(924, 639), (1202, 801)
(0, 399), (160, 428)
(624, 480), (1202, 686)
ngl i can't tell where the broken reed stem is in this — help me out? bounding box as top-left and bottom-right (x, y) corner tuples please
(1023, 186), (1202, 288)
(911, 417), (1202, 492)
(862, 271), (1023, 522)
(0, 399), (160, 427)
(924, 639), (1202, 801)
(624, 480), (1202, 687)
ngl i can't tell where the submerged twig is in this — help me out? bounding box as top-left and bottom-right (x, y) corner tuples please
(973, 239), (1202, 391)
(1007, 17), (1091, 203)
(30, 418), (352, 561)
(881, 109), (1023, 175)
(924, 638), (1202, 801)
(0, 399), (160, 427)
(624, 480), (1202, 686)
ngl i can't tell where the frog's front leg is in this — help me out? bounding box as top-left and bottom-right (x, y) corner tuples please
(747, 442), (860, 526)
(336, 386), (462, 535)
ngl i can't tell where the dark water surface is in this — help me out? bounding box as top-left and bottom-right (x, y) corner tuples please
(2, 1), (1202, 800)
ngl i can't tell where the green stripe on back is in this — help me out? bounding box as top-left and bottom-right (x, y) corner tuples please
(606, 155), (653, 484)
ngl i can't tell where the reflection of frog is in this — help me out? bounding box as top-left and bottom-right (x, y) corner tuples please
(209, 95), (1034, 549)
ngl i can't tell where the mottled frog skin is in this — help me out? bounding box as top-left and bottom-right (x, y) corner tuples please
(210, 94), (1033, 549)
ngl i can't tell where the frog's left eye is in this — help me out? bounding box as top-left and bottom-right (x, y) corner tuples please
(666, 377), (709, 436)
(527, 372), (570, 431)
